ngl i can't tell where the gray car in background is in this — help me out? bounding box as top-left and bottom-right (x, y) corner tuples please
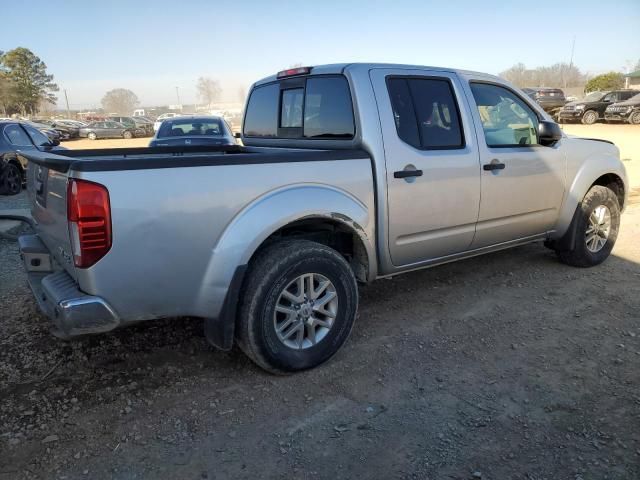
(79, 121), (136, 140)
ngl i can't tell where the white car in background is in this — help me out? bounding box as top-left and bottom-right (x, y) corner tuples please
(153, 113), (184, 132)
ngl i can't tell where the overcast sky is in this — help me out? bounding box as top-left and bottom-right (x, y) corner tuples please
(2, 0), (639, 109)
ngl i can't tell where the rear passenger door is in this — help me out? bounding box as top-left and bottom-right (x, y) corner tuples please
(370, 69), (481, 266)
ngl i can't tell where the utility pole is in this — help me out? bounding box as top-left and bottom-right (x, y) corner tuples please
(63, 89), (71, 119)
(175, 86), (181, 110)
(566, 35), (576, 88)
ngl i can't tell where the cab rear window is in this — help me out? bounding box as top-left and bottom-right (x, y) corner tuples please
(244, 75), (355, 139)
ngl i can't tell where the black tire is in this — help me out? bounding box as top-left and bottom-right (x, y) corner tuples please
(88, 132), (97, 140)
(556, 185), (620, 267)
(236, 240), (358, 374)
(629, 111), (640, 125)
(0, 163), (22, 196)
(581, 110), (598, 125)
(123, 130), (133, 139)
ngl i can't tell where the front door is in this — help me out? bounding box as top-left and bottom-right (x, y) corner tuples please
(464, 81), (565, 248)
(370, 69), (481, 267)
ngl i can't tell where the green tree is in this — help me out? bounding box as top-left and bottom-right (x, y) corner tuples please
(0, 47), (58, 115)
(584, 72), (625, 92)
(0, 72), (17, 116)
(101, 88), (139, 114)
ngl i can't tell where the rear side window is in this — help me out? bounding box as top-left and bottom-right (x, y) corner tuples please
(244, 75), (354, 139)
(387, 77), (464, 149)
(4, 124), (33, 146)
(244, 83), (279, 137)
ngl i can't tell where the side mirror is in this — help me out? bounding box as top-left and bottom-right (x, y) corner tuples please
(234, 132), (242, 139)
(538, 121), (562, 146)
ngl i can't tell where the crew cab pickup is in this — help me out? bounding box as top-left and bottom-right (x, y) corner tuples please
(19, 63), (628, 373)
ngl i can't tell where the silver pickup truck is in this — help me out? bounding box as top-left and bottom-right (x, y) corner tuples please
(19, 63), (628, 373)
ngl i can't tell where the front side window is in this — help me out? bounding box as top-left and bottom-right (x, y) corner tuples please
(4, 124), (33, 146)
(602, 93), (618, 103)
(470, 83), (539, 147)
(387, 77), (464, 149)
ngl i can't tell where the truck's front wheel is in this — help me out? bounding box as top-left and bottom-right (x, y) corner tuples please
(557, 185), (620, 267)
(237, 240), (358, 374)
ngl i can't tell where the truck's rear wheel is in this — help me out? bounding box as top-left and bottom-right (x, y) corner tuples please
(556, 185), (620, 267)
(236, 240), (358, 374)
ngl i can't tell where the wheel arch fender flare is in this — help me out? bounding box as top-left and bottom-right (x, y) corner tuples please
(197, 183), (375, 349)
(553, 155), (628, 241)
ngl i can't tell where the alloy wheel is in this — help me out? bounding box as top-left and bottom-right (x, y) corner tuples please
(273, 273), (338, 350)
(585, 205), (611, 253)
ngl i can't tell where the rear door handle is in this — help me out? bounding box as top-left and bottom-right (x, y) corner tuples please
(394, 169), (423, 179)
(483, 162), (505, 171)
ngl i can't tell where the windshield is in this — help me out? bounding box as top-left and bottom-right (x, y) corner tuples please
(581, 92), (605, 102)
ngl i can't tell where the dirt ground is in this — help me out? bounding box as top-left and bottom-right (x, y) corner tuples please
(1, 125), (639, 479)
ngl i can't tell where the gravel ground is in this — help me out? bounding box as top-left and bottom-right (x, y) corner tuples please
(1, 128), (639, 479)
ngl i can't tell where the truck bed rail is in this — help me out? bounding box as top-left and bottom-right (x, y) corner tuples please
(20, 146), (370, 173)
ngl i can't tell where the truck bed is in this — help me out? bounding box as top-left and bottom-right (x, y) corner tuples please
(19, 144), (375, 336)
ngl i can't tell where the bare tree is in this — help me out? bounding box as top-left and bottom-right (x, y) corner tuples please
(500, 62), (587, 88)
(196, 77), (221, 107)
(237, 85), (247, 103)
(101, 88), (139, 115)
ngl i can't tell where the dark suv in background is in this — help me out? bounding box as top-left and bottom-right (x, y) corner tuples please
(522, 87), (566, 112)
(604, 92), (640, 124)
(109, 116), (152, 137)
(559, 90), (638, 124)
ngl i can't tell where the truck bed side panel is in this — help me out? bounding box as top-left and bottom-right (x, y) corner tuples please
(73, 157), (374, 322)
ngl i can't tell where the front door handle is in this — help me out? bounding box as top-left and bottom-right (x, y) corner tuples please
(483, 162), (505, 171)
(394, 169), (423, 179)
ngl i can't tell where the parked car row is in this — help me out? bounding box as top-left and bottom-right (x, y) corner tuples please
(558, 90), (640, 125)
(522, 87), (640, 125)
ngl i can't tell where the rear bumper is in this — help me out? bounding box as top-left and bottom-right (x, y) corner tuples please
(19, 234), (120, 338)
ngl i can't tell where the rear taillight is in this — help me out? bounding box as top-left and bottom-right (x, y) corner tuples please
(67, 179), (112, 268)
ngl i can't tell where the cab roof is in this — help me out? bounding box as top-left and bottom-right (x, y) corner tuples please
(252, 63), (502, 87)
